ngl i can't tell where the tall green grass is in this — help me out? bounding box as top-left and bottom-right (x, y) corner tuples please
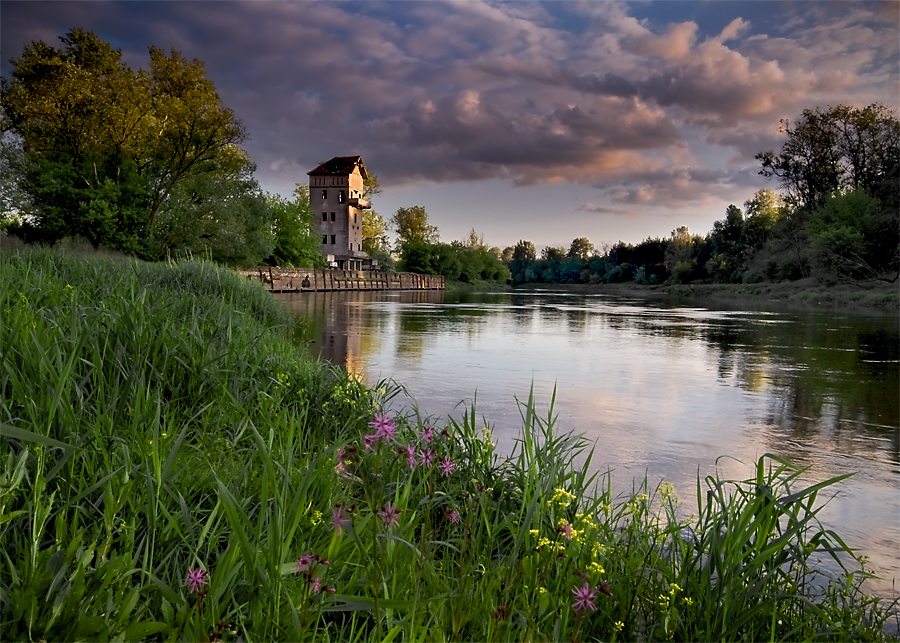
(1, 248), (896, 641)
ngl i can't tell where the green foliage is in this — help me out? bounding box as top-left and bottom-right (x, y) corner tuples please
(361, 210), (396, 270)
(568, 237), (595, 261)
(757, 103), (900, 211)
(1, 28), (260, 261)
(1, 249), (896, 641)
(399, 240), (511, 284)
(806, 188), (899, 281)
(391, 205), (439, 249)
(153, 153), (274, 265)
(265, 186), (326, 269)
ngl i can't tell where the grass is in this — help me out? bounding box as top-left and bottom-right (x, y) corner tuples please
(1, 247), (897, 641)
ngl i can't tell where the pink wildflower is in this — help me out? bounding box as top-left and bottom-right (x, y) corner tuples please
(363, 434), (376, 451)
(558, 520), (573, 541)
(184, 567), (208, 593)
(420, 426), (435, 443)
(572, 582), (597, 613)
(331, 505), (349, 535)
(312, 577), (322, 594)
(400, 444), (417, 469)
(369, 414), (397, 440)
(379, 502), (402, 528)
(295, 553), (315, 573)
(439, 457), (456, 477)
(418, 447), (436, 467)
(445, 508), (460, 524)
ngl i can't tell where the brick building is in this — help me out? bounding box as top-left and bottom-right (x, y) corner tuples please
(307, 156), (371, 270)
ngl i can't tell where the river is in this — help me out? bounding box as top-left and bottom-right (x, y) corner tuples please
(277, 288), (899, 600)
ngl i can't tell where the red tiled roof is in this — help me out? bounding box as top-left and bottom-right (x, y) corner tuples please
(307, 155), (369, 179)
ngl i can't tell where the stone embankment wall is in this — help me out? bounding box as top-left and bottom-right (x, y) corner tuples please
(239, 267), (444, 292)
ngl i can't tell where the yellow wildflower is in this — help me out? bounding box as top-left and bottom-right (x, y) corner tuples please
(551, 487), (576, 508)
(613, 621), (624, 632)
(588, 561), (605, 576)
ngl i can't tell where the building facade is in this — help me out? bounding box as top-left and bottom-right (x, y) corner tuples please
(308, 156), (371, 270)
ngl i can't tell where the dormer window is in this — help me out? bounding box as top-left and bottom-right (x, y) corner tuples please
(321, 190), (327, 201)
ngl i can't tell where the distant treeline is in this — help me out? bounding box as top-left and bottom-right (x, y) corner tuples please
(503, 104), (899, 286)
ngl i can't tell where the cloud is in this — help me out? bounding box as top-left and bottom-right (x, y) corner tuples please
(1, 0), (897, 239)
(620, 19), (699, 60)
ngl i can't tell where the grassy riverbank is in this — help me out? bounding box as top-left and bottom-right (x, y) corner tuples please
(518, 279), (899, 313)
(2, 248), (897, 641)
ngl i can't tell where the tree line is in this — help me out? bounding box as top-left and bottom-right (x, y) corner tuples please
(2, 30), (896, 284)
(504, 104), (899, 286)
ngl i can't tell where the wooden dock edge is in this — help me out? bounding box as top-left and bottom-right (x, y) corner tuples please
(237, 267), (445, 293)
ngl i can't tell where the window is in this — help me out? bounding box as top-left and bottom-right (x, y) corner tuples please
(330, 212), (335, 222)
(353, 212), (357, 223)
(322, 190), (327, 201)
(331, 235), (336, 244)
(321, 235), (327, 244)
(322, 212), (327, 222)
(338, 190), (346, 204)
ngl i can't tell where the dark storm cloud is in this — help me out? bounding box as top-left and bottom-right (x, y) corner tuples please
(2, 0), (897, 218)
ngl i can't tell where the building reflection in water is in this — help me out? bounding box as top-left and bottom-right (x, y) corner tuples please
(278, 290), (444, 378)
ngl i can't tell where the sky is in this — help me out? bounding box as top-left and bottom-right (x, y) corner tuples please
(3, 0), (898, 251)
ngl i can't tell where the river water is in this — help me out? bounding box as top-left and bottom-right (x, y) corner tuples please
(277, 289), (899, 599)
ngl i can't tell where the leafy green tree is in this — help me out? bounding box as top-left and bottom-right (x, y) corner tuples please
(1, 28), (251, 258)
(665, 226), (707, 283)
(362, 210), (390, 254)
(568, 237), (595, 261)
(466, 228), (485, 248)
(707, 205), (746, 282)
(263, 185), (325, 268)
(391, 205), (439, 249)
(806, 189), (899, 281)
(756, 104), (900, 211)
(359, 209), (394, 271)
(742, 189), (784, 250)
(507, 239), (536, 283)
(151, 153), (273, 265)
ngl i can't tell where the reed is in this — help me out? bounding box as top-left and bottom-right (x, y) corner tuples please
(1, 247), (896, 641)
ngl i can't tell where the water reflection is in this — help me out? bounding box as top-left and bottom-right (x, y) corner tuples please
(278, 289), (899, 598)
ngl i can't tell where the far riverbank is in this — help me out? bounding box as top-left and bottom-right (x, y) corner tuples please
(515, 278), (899, 313)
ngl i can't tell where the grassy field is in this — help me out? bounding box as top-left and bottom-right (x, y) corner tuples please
(1, 248), (897, 641)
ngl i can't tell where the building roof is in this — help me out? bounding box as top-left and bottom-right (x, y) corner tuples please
(307, 155), (369, 180)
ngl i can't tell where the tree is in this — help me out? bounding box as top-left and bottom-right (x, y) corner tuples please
(264, 185), (325, 268)
(391, 205), (439, 249)
(362, 210), (395, 271)
(151, 151), (273, 265)
(362, 210), (390, 253)
(806, 189), (899, 282)
(756, 104), (900, 211)
(466, 228), (485, 248)
(707, 205), (745, 282)
(742, 189), (784, 248)
(568, 237), (595, 261)
(665, 226), (704, 283)
(541, 246), (566, 262)
(1, 29), (251, 257)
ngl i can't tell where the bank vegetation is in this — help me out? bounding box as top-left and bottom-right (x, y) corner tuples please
(1, 248), (897, 641)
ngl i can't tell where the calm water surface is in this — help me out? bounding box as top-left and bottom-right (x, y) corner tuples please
(278, 289), (899, 598)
